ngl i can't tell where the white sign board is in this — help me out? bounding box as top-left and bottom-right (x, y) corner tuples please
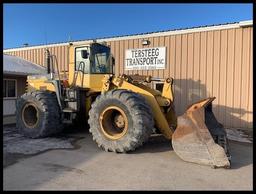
(125, 47), (166, 70)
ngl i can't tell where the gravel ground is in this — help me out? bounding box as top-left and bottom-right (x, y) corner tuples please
(3, 125), (85, 167)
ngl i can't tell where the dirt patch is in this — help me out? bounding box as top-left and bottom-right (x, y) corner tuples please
(3, 125), (86, 168)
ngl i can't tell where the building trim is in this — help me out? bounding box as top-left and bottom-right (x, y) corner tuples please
(3, 20), (253, 52)
(3, 113), (16, 117)
(4, 71), (30, 76)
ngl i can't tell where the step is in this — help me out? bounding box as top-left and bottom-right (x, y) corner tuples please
(64, 98), (77, 102)
(62, 108), (77, 113)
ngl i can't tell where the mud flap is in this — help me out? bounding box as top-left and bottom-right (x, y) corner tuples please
(172, 97), (231, 168)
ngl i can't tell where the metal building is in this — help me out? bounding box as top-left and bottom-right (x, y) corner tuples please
(3, 20), (253, 129)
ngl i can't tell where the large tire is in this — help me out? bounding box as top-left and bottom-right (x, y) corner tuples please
(16, 91), (63, 138)
(88, 89), (154, 153)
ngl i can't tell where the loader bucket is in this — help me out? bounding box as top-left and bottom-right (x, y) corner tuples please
(172, 97), (231, 168)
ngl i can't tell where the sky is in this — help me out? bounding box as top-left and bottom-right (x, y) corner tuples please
(3, 3), (253, 49)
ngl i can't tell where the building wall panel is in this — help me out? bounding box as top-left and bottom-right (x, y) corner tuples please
(181, 34), (188, 113)
(218, 30), (228, 125)
(174, 34), (182, 114)
(164, 36), (170, 79)
(240, 28), (251, 128)
(247, 27), (253, 129)
(199, 32), (207, 99)
(226, 29), (235, 127)
(187, 33), (194, 107)
(158, 36), (165, 78)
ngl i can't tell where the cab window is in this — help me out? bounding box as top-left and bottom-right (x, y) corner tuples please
(91, 44), (112, 74)
(75, 47), (90, 73)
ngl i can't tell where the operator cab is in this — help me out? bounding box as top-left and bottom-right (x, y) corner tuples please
(75, 43), (113, 74)
(69, 42), (114, 90)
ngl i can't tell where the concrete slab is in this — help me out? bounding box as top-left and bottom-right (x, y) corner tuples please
(3, 126), (253, 190)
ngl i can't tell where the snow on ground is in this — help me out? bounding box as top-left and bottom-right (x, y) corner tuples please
(226, 128), (252, 143)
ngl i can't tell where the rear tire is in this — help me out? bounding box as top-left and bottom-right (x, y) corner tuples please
(16, 91), (63, 138)
(88, 89), (154, 152)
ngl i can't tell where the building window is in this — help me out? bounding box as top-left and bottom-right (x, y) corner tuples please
(3, 79), (17, 98)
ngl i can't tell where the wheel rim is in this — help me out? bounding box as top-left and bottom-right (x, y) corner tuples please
(99, 106), (128, 140)
(22, 102), (39, 128)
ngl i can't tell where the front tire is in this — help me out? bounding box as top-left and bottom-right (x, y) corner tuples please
(16, 91), (63, 138)
(88, 89), (154, 153)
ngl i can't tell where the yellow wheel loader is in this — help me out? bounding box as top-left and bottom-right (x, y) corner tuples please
(16, 42), (231, 168)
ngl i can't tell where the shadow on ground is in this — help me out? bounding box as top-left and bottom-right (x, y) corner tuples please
(130, 133), (252, 170)
(3, 123), (252, 171)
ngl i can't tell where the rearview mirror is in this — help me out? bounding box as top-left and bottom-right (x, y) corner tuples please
(81, 50), (89, 59)
(112, 56), (115, 65)
(112, 56), (115, 74)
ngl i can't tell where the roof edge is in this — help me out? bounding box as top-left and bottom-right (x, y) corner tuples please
(4, 20), (253, 52)
(4, 54), (47, 69)
(4, 71), (29, 76)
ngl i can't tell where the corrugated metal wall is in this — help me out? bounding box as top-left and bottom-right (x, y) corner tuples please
(7, 45), (70, 72)
(4, 26), (253, 129)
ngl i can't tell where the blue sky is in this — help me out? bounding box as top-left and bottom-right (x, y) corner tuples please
(3, 3), (253, 49)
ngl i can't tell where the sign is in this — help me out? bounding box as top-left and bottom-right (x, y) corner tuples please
(125, 47), (166, 70)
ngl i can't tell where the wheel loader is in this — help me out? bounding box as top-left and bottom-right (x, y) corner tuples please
(16, 42), (231, 168)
